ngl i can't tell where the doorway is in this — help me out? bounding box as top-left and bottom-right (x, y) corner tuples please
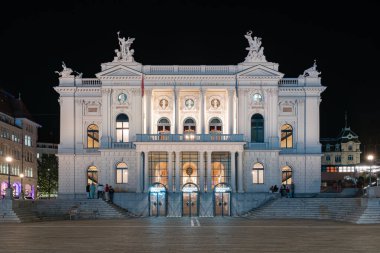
(182, 183), (199, 217)
(149, 183), (167, 217)
(214, 183), (231, 216)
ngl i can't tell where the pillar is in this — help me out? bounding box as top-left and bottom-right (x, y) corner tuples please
(175, 89), (180, 134)
(230, 151), (236, 193)
(168, 151), (173, 192)
(238, 151), (244, 193)
(144, 152), (149, 192)
(228, 89), (234, 134)
(207, 151), (212, 192)
(136, 151), (142, 193)
(145, 89), (152, 134)
(175, 151), (180, 192)
(200, 88), (205, 134)
(199, 151), (205, 192)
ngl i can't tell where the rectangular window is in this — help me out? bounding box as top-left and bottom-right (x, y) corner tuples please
(252, 169), (264, 184)
(335, 156), (341, 163)
(326, 155), (330, 161)
(348, 155), (353, 161)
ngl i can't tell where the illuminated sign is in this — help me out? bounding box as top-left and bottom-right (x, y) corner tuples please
(215, 186), (231, 193)
(182, 185), (198, 193)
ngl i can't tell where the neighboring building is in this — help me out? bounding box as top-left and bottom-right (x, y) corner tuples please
(37, 142), (58, 159)
(320, 125), (361, 188)
(54, 31), (326, 216)
(0, 90), (40, 199)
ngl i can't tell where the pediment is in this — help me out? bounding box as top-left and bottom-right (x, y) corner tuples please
(95, 65), (141, 78)
(238, 65), (284, 78)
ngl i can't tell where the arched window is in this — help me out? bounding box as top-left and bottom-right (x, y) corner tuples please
(184, 118), (196, 133)
(209, 118), (222, 134)
(87, 124), (99, 148)
(281, 166), (292, 185)
(87, 166), (98, 185)
(280, 124), (293, 148)
(251, 114), (264, 142)
(116, 162), (128, 184)
(252, 163), (264, 184)
(116, 114), (129, 142)
(157, 118), (171, 134)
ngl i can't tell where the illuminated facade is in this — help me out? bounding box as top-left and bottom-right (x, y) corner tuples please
(54, 31), (326, 216)
(0, 90), (39, 199)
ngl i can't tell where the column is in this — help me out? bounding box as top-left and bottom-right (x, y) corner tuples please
(228, 89), (234, 134)
(144, 151), (149, 192)
(168, 151), (173, 192)
(136, 151), (142, 193)
(200, 88), (205, 134)
(175, 89), (180, 134)
(199, 151), (205, 192)
(238, 151), (244, 193)
(145, 89), (152, 134)
(230, 151), (236, 193)
(175, 151), (180, 192)
(207, 151), (212, 192)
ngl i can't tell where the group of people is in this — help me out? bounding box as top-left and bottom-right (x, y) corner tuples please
(269, 183), (295, 198)
(86, 183), (115, 203)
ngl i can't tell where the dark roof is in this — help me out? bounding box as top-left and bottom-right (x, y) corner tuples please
(0, 89), (35, 123)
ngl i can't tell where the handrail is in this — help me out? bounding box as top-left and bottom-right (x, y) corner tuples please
(136, 134), (244, 142)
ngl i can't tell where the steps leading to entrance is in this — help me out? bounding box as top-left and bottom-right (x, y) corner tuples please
(246, 198), (365, 222)
(356, 199), (380, 224)
(10, 198), (136, 222)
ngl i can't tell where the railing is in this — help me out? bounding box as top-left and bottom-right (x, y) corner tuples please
(80, 78), (102, 86)
(245, 142), (269, 150)
(112, 142), (134, 149)
(278, 78), (299, 86)
(136, 134), (244, 142)
(143, 65), (237, 75)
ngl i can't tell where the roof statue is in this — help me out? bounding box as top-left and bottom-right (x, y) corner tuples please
(302, 59), (321, 78)
(243, 30), (267, 63)
(55, 61), (74, 77)
(114, 31), (135, 62)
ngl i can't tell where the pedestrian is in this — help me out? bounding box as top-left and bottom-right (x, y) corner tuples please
(290, 183), (295, 198)
(273, 185), (278, 193)
(104, 184), (110, 201)
(109, 186), (115, 203)
(281, 184), (286, 197)
(97, 183), (104, 199)
(269, 185), (274, 193)
(86, 183), (90, 199)
(90, 182), (96, 199)
(286, 186), (290, 198)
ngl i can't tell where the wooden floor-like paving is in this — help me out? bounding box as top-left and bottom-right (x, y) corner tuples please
(1, 217), (380, 252)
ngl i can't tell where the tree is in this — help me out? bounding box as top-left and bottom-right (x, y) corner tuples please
(37, 154), (58, 198)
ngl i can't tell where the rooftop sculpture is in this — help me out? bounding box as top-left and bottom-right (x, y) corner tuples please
(244, 30), (267, 63)
(114, 31), (135, 62)
(302, 60), (321, 78)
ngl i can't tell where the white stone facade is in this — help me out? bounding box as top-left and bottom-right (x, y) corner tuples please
(54, 32), (325, 208)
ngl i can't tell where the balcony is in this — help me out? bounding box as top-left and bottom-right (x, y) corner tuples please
(136, 134), (244, 142)
(112, 142), (135, 149)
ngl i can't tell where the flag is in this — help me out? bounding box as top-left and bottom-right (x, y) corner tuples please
(141, 74), (144, 97)
(235, 75), (239, 98)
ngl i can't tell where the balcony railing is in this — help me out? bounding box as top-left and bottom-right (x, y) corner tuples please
(136, 134), (244, 142)
(112, 142), (134, 149)
(245, 142), (269, 150)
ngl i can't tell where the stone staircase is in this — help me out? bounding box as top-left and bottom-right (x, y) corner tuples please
(8, 198), (136, 222)
(245, 197), (366, 222)
(356, 199), (380, 224)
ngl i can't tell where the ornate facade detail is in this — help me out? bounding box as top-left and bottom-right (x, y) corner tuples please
(301, 60), (321, 78)
(55, 61), (75, 78)
(243, 31), (267, 63)
(113, 31), (136, 63)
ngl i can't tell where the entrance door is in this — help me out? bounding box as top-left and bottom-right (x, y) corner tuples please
(214, 183), (232, 216)
(182, 183), (199, 217)
(149, 183), (167, 217)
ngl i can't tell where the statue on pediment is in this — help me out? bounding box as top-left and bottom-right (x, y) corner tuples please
(244, 30), (267, 63)
(55, 61), (74, 77)
(302, 60), (321, 77)
(114, 31), (135, 62)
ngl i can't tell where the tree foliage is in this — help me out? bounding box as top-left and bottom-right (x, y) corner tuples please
(37, 154), (58, 195)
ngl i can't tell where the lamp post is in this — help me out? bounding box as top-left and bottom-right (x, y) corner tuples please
(48, 168), (51, 199)
(367, 154), (374, 188)
(5, 156), (13, 199)
(19, 173), (24, 199)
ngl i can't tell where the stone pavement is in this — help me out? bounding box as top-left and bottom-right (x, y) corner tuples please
(1, 217), (380, 252)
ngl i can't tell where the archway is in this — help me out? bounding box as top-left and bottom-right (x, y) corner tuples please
(214, 183), (232, 216)
(182, 183), (199, 217)
(149, 183), (167, 217)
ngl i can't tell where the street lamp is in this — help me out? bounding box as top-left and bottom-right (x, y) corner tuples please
(367, 154), (374, 187)
(19, 173), (24, 199)
(5, 156), (13, 199)
(48, 168), (51, 199)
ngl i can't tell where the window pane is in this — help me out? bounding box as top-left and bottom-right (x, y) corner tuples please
(258, 170), (264, 184)
(123, 170), (128, 183)
(116, 170), (122, 183)
(252, 170), (258, 183)
(116, 130), (122, 142)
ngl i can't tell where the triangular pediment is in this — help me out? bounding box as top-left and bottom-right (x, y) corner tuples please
(96, 65), (141, 78)
(238, 65), (284, 78)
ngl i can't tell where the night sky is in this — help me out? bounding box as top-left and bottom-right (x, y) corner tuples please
(0, 1), (379, 153)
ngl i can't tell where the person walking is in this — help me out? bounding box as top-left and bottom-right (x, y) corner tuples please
(291, 183), (295, 198)
(286, 186), (290, 198)
(97, 184), (104, 199)
(104, 184), (110, 202)
(86, 183), (90, 199)
(90, 183), (96, 199)
(109, 186), (115, 203)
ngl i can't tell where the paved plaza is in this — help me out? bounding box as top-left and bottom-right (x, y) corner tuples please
(1, 218), (380, 252)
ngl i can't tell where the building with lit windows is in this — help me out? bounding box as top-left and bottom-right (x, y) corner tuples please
(54, 31), (326, 216)
(0, 90), (39, 199)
